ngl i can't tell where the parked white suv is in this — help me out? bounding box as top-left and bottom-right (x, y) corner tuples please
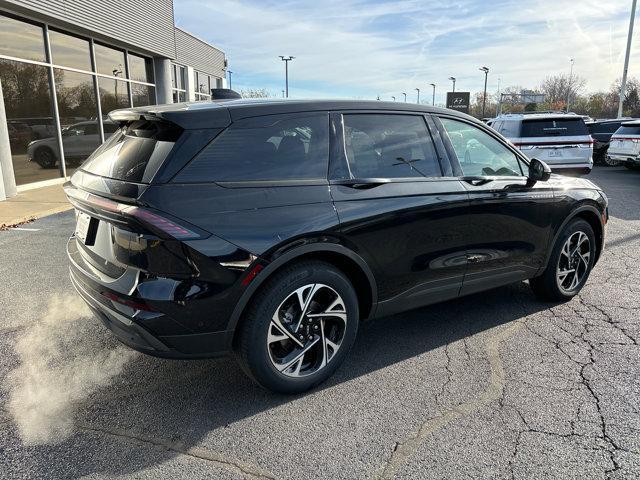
(606, 121), (640, 170)
(490, 113), (593, 173)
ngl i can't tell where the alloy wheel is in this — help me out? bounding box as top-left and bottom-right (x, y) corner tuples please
(267, 283), (347, 378)
(556, 231), (591, 294)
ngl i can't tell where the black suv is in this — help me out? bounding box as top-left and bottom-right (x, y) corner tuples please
(65, 99), (608, 393)
(587, 119), (632, 165)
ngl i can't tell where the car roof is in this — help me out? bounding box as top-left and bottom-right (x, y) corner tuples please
(108, 98), (475, 129)
(495, 112), (583, 121)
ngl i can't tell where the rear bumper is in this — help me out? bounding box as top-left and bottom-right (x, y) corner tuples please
(607, 153), (640, 165)
(68, 237), (234, 359)
(546, 162), (592, 171)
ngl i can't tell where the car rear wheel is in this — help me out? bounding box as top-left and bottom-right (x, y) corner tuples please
(34, 147), (56, 168)
(602, 155), (619, 167)
(530, 219), (596, 301)
(235, 261), (359, 394)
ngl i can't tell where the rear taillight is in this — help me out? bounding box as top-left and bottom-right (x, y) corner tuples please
(102, 291), (156, 312)
(65, 187), (208, 240)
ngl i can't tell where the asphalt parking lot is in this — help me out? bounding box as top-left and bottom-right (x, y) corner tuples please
(0, 166), (639, 479)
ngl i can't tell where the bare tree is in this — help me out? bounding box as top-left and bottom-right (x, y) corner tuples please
(539, 73), (586, 108)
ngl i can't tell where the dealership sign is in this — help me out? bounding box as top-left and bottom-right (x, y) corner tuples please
(446, 92), (470, 114)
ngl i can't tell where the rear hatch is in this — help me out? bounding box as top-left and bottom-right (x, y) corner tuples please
(514, 117), (592, 165)
(65, 108), (227, 305)
(608, 124), (640, 157)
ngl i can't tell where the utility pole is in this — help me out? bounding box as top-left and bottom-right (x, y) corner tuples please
(566, 58), (574, 113)
(430, 83), (436, 105)
(448, 77), (456, 92)
(618, 0), (637, 118)
(227, 70), (233, 89)
(479, 66), (489, 118)
(415, 88), (420, 104)
(279, 56), (294, 98)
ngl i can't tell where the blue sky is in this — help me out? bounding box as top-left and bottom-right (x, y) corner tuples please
(174, 0), (637, 105)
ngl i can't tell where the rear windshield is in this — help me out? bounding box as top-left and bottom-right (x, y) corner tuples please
(615, 125), (640, 135)
(521, 118), (588, 137)
(80, 120), (182, 183)
(588, 122), (621, 134)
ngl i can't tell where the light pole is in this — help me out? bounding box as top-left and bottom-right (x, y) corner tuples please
(448, 77), (456, 92)
(619, 0), (637, 118)
(415, 88), (420, 104)
(429, 83), (436, 106)
(279, 55), (294, 98)
(227, 70), (233, 89)
(566, 58), (574, 113)
(402, 92), (407, 102)
(391, 96), (396, 102)
(479, 66), (489, 118)
(496, 77), (502, 116)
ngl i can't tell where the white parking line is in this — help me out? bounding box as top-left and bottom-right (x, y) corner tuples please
(9, 227), (41, 232)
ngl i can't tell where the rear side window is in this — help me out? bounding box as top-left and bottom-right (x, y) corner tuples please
(342, 114), (441, 178)
(81, 120), (182, 183)
(615, 125), (640, 135)
(521, 118), (588, 137)
(176, 114), (329, 182)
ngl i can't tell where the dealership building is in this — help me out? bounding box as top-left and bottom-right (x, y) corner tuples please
(0, 0), (227, 200)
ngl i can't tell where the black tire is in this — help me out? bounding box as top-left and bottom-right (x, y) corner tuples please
(602, 155), (618, 167)
(34, 147), (56, 168)
(530, 219), (596, 302)
(235, 261), (359, 394)
(625, 163), (640, 171)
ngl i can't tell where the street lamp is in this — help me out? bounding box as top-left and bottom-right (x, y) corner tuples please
(429, 83), (436, 106)
(415, 88), (420, 104)
(479, 66), (489, 118)
(279, 56), (295, 98)
(619, 0), (637, 118)
(566, 58), (574, 113)
(227, 70), (233, 89)
(391, 96), (396, 102)
(402, 92), (407, 102)
(448, 77), (456, 92)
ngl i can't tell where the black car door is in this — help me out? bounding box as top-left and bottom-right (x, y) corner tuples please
(434, 115), (556, 296)
(329, 111), (470, 317)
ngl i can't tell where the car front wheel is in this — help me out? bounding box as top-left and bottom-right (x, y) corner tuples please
(530, 219), (596, 301)
(236, 261), (359, 394)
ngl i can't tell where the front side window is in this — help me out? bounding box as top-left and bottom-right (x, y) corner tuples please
(176, 114), (329, 182)
(342, 114), (441, 179)
(440, 118), (524, 177)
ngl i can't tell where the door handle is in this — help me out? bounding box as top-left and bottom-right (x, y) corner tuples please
(461, 176), (492, 186)
(333, 178), (390, 189)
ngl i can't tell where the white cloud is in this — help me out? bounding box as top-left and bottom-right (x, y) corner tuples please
(174, 0), (639, 101)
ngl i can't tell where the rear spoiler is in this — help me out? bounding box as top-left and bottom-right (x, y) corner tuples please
(107, 104), (231, 130)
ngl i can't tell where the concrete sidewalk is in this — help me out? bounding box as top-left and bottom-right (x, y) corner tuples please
(0, 183), (71, 228)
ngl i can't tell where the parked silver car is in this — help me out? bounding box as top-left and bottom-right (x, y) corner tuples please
(489, 112), (593, 173)
(27, 120), (118, 168)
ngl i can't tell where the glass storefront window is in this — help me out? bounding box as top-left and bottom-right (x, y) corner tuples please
(54, 69), (99, 176)
(98, 77), (130, 114)
(0, 14), (46, 62)
(49, 30), (91, 71)
(1, 59), (59, 185)
(94, 43), (126, 78)
(172, 91), (186, 103)
(128, 53), (154, 83)
(131, 84), (156, 107)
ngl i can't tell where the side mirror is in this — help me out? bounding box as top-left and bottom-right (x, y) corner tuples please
(528, 158), (551, 183)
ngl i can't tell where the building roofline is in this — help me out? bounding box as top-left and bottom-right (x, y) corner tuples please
(174, 26), (225, 58)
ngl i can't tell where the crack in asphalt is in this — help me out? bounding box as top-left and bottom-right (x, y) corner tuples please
(374, 322), (523, 480)
(77, 424), (276, 479)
